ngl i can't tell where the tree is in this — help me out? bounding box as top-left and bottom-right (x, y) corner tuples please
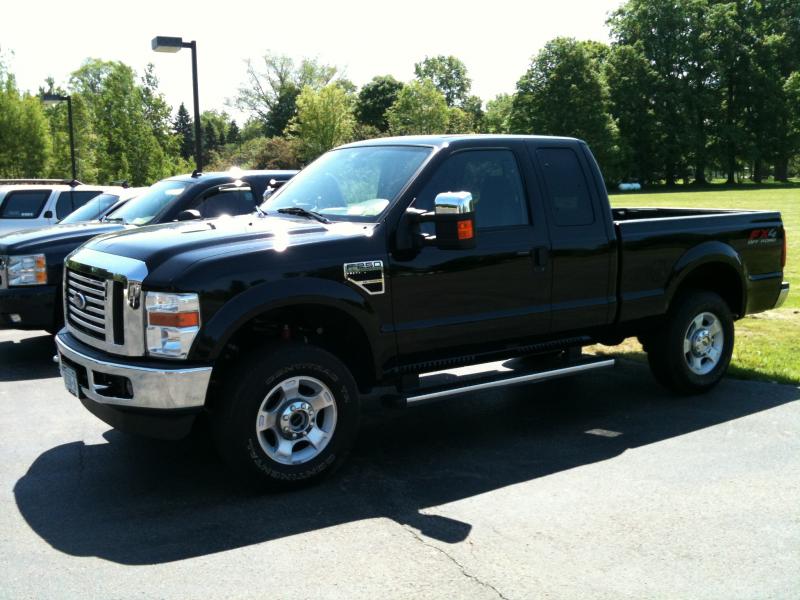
(605, 43), (662, 184)
(206, 136), (302, 171)
(414, 55), (472, 107)
(234, 52), (339, 137)
(386, 80), (450, 135)
(483, 94), (513, 134)
(173, 103), (194, 160)
(511, 38), (620, 182)
(356, 75), (404, 131)
(227, 119), (241, 145)
(290, 84), (355, 161)
(0, 56), (51, 177)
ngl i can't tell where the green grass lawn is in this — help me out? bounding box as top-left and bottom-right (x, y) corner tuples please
(592, 186), (800, 385)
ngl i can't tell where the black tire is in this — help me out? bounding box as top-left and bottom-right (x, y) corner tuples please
(646, 291), (734, 395)
(213, 343), (360, 491)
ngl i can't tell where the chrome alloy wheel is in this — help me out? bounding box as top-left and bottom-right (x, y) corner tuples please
(255, 376), (338, 465)
(683, 311), (725, 376)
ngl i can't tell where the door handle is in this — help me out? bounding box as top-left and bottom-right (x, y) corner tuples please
(532, 246), (549, 270)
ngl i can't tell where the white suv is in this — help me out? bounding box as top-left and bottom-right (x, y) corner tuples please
(0, 180), (123, 235)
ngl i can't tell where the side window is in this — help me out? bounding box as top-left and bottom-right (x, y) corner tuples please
(56, 190), (102, 219)
(0, 190), (50, 219)
(537, 148), (595, 227)
(197, 187), (256, 218)
(415, 149), (528, 229)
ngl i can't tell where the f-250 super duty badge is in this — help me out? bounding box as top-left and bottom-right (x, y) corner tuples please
(344, 260), (385, 295)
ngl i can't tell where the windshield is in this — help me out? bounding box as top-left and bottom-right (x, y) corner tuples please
(59, 193), (120, 224)
(106, 180), (190, 225)
(263, 146), (431, 220)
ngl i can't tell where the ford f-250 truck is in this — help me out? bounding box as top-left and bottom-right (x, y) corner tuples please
(55, 135), (789, 489)
(0, 170), (295, 333)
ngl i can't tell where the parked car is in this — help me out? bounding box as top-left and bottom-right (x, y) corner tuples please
(54, 135), (789, 490)
(0, 179), (120, 234)
(57, 187), (147, 225)
(0, 170), (295, 333)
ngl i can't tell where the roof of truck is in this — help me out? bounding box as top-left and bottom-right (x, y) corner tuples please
(166, 170), (299, 184)
(341, 134), (583, 149)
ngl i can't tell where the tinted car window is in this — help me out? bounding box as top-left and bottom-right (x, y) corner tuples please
(107, 180), (190, 225)
(537, 148), (595, 227)
(196, 187), (256, 218)
(415, 149), (528, 229)
(59, 193), (121, 224)
(55, 190), (103, 219)
(0, 190), (51, 219)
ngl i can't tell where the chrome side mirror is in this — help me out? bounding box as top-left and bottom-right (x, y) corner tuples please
(430, 191), (476, 250)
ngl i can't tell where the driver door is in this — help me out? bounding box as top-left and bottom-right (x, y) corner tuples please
(389, 145), (552, 364)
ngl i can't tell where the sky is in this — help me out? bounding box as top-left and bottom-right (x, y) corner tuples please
(2, 0), (624, 121)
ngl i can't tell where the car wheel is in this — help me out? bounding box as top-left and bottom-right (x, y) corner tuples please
(647, 291), (734, 395)
(213, 343), (360, 491)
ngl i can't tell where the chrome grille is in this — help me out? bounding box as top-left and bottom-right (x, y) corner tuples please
(65, 269), (107, 340)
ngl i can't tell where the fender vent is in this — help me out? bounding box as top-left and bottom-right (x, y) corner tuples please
(344, 260), (384, 295)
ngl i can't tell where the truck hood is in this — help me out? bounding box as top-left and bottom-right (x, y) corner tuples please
(83, 214), (379, 274)
(0, 221), (126, 255)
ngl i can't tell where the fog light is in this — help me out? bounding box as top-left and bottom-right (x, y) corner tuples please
(9, 314), (21, 323)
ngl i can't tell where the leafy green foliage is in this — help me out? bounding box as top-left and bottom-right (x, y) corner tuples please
(483, 94), (513, 134)
(386, 80), (450, 135)
(356, 75), (404, 131)
(414, 55), (472, 107)
(290, 84), (356, 161)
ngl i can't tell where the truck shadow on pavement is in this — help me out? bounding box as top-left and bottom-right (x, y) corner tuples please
(0, 333), (58, 382)
(13, 361), (800, 565)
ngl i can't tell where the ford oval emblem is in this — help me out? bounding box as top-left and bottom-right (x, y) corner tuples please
(73, 292), (87, 310)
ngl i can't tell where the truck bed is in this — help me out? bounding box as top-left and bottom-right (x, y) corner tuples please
(612, 206), (785, 323)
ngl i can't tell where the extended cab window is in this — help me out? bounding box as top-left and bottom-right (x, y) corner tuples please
(415, 149), (528, 229)
(537, 148), (595, 226)
(55, 190), (103, 219)
(0, 190), (50, 219)
(195, 187), (256, 218)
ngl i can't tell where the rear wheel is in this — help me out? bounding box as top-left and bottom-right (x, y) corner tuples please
(213, 343), (360, 491)
(646, 291), (734, 394)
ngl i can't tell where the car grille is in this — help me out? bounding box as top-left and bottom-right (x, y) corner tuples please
(65, 269), (107, 340)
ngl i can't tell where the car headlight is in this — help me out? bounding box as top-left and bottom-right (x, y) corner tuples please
(8, 254), (47, 286)
(145, 292), (201, 359)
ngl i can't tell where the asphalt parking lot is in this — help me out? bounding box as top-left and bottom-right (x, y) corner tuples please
(0, 328), (798, 599)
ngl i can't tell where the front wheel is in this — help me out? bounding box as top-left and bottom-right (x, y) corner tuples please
(646, 291), (734, 395)
(213, 343), (360, 491)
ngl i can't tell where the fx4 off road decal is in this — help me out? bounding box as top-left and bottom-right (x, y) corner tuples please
(747, 228), (779, 245)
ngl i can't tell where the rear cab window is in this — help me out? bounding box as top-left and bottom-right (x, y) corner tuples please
(536, 148), (595, 227)
(0, 190), (52, 219)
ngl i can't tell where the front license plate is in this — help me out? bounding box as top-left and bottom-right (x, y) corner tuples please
(61, 363), (80, 398)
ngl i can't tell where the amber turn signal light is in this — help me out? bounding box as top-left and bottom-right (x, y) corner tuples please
(148, 312), (200, 328)
(457, 219), (474, 240)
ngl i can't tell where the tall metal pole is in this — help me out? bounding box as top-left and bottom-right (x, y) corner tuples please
(188, 41), (202, 172)
(66, 96), (77, 181)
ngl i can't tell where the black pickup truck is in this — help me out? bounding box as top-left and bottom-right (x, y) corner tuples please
(0, 170), (295, 332)
(55, 135), (789, 489)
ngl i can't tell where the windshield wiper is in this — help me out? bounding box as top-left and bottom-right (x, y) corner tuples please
(255, 204), (268, 218)
(276, 207), (331, 224)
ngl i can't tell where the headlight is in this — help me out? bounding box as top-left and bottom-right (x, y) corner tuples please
(8, 254), (47, 286)
(145, 292), (201, 359)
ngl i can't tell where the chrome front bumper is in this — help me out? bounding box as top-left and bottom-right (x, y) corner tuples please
(55, 331), (212, 410)
(775, 282), (790, 309)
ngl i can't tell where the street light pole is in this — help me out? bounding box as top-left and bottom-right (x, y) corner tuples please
(151, 36), (203, 173)
(42, 93), (77, 181)
(65, 96), (77, 181)
(188, 41), (202, 172)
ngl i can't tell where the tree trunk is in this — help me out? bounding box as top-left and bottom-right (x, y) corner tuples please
(752, 158), (763, 184)
(725, 81), (736, 185)
(694, 160), (707, 185)
(774, 156), (789, 182)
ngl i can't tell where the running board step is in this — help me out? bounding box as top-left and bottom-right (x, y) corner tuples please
(394, 355), (615, 407)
